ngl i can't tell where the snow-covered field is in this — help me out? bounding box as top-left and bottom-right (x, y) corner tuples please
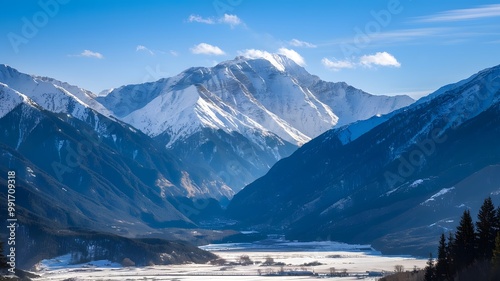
(33, 240), (426, 281)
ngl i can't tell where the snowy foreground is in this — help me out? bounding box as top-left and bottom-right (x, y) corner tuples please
(33, 240), (426, 281)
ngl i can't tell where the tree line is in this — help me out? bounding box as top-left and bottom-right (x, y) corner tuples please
(424, 197), (500, 281)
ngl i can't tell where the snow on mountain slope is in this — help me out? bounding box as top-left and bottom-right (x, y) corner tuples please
(0, 57), (413, 197)
(311, 81), (414, 127)
(0, 83), (37, 119)
(326, 64), (500, 147)
(227, 63), (500, 256)
(0, 64), (111, 119)
(100, 55), (413, 147)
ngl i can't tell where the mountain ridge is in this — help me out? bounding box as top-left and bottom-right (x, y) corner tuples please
(95, 54), (413, 193)
(227, 63), (500, 255)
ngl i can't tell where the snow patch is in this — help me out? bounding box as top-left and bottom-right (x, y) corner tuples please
(26, 166), (36, 177)
(421, 187), (455, 205)
(409, 179), (424, 188)
(36, 254), (121, 272)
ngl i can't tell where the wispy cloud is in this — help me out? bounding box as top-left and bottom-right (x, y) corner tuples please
(75, 50), (104, 59)
(415, 4), (500, 23)
(322, 28), (447, 49)
(136, 45), (154, 55)
(321, 58), (356, 71)
(188, 14), (215, 24)
(277, 48), (306, 66)
(187, 13), (243, 27)
(190, 43), (225, 55)
(220, 14), (242, 28)
(369, 28), (446, 42)
(322, 51), (400, 71)
(289, 39), (317, 48)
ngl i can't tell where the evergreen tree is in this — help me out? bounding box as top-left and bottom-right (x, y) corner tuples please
(454, 209), (476, 269)
(495, 206), (500, 233)
(476, 197), (497, 260)
(447, 232), (455, 278)
(493, 232), (500, 268)
(491, 232), (500, 280)
(435, 233), (449, 280)
(424, 253), (436, 281)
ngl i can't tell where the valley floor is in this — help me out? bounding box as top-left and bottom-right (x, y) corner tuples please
(33, 241), (427, 281)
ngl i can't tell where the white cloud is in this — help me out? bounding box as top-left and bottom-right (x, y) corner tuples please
(190, 43), (225, 56)
(78, 50), (104, 59)
(187, 13), (243, 27)
(220, 14), (242, 27)
(359, 52), (401, 68)
(415, 4), (500, 22)
(321, 58), (355, 71)
(322, 51), (400, 71)
(277, 48), (306, 66)
(136, 45), (154, 55)
(238, 49), (285, 71)
(238, 49), (272, 60)
(289, 39), (317, 48)
(169, 50), (179, 56)
(238, 48), (306, 67)
(237, 48), (305, 71)
(188, 14), (215, 24)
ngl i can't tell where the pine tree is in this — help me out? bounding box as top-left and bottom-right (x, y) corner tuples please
(447, 232), (455, 278)
(424, 253), (436, 281)
(476, 197), (497, 260)
(493, 232), (500, 268)
(495, 206), (500, 233)
(435, 233), (449, 280)
(454, 209), (476, 269)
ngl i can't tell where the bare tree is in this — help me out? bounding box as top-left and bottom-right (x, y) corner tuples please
(263, 255), (274, 265)
(239, 255), (253, 266)
(394, 264), (405, 273)
(329, 267), (336, 276)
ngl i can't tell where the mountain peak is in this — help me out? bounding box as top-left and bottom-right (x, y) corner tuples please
(218, 53), (301, 73)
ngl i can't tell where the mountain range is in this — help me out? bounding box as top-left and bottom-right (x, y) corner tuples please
(3, 54), (498, 265)
(96, 54), (413, 197)
(0, 55), (412, 267)
(227, 63), (500, 255)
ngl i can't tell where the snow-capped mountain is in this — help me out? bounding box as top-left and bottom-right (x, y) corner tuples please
(97, 54), (413, 192)
(100, 55), (412, 146)
(0, 64), (111, 120)
(0, 57), (412, 200)
(0, 66), (237, 235)
(228, 63), (500, 256)
(0, 82), (35, 119)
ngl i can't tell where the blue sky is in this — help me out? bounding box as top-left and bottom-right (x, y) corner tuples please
(1, 0), (500, 99)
